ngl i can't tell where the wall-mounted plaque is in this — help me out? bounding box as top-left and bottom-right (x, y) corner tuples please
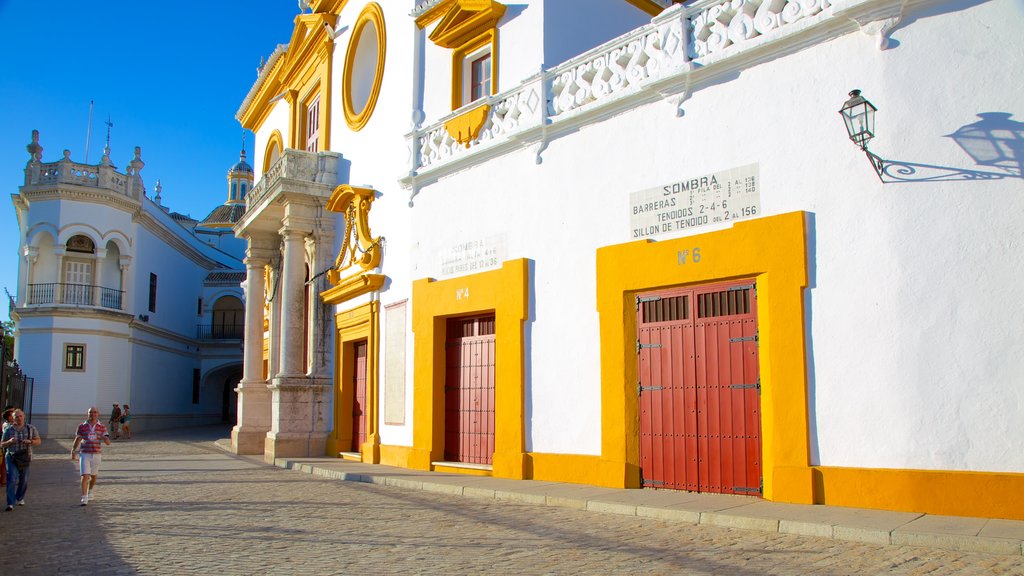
(629, 163), (760, 239)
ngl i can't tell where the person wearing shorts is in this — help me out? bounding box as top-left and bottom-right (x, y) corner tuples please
(71, 407), (110, 506)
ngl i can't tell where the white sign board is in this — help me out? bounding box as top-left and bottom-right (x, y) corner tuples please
(438, 234), (508, 277)
(629, 164), (760, 239)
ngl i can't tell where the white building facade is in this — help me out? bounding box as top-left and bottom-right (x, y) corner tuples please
(10, 133), (248, 435)
(232, 0), (1024, 520)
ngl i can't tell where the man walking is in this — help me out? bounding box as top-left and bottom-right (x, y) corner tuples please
(2, 409), (40, 511)
(71, 407), (111, 506)
(109, 403), (121, 440)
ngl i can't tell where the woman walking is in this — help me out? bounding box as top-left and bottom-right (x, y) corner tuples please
(2, 409), (41, 511)
(121, 405), (132, 439)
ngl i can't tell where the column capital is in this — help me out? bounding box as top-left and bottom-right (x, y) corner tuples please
(278, 226), (308, 241)
(243, 256), (270, 269)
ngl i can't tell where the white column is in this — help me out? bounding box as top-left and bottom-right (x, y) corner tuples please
(277, 228), (307, 377)
(232, 240), (275, 455)
(93, 248), (106, 307)
(242, 257), (267, 382)
(118, 257), (131, 311)
(54, 246), (66, 304)
(21, 247), (38, 306)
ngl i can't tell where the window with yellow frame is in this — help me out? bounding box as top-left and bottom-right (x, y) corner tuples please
(452, 30), (497, 110)
(417, 0), (506, 111)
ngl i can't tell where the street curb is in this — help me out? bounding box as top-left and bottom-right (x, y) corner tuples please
(253, 453), (1024, 557)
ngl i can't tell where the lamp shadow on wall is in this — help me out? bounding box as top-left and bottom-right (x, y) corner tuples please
(871, 112), (1023, 183)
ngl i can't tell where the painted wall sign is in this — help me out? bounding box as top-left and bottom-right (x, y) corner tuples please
(629, 163), (760, 239)
(438, 234), (507, 277)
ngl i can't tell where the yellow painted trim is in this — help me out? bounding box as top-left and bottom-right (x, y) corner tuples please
(263, 130), (284, 174)
(810, 467), (1024, 520)
(326, 301), (381, 462)
(310, 0), (348, 14)
(624, 0), (672, 17)
(379, 444), (416, 468)
(444, 104), (490, 145)
(411, 259), (529, 478)
(322, 184), (384, 302)
(238, 56), (288, 132)
(526, 453), (605, 485)
(239, 12), (336, 137)
(342, 2), (387, 132)
(428, 0), (506, 49)
(596, 212), (811, 499)
(450, 29), (498, 110)
(321, 273), (385, 304)
(415, 0), (458, 28)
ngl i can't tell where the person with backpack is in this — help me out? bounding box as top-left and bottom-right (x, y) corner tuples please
(2, 409), (41, 511)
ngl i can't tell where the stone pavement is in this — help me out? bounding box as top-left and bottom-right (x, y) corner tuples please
(0, 425), (1020, 575)
(268, 453), (1024, 559)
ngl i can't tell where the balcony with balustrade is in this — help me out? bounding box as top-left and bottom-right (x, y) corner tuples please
(26, 283), (124, 311)
(401, 0), (895, 194)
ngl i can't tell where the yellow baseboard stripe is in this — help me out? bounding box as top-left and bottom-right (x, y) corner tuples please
(809, 466), (1024, 520)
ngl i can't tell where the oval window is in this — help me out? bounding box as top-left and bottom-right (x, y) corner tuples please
(343, 3), (386, 131)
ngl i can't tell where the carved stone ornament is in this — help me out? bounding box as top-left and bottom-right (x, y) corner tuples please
(321, 184), (385, 304)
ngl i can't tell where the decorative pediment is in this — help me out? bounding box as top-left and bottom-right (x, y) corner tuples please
(424, 0), (506, 49)
(237, 12), (337, 131)
(321, 184), (384, 304)
(282, 13), (337, 83)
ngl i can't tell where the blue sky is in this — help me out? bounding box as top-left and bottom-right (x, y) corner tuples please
(0, 1), (301, 321)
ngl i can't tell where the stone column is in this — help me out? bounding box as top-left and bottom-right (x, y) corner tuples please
(232, 251), (273, 455)
(277, 228), (307, 377)
(264, 208), (329, 462)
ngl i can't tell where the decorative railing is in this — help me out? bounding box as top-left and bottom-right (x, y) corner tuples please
(196, 324), (245, 340)
(244, 148), (342, 214)
(690, 0), (832, 58)
(405, 0), (887, 185)
(27, 283), (124, 310)
(26, 160), (132, 196)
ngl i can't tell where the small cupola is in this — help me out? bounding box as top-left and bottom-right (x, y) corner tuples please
(226, 148), (254, 205)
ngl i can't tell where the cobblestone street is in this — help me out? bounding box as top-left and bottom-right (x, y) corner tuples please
(2, 427), (1022, 575)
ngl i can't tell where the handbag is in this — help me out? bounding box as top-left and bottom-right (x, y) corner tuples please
(11, 449), (31, 470)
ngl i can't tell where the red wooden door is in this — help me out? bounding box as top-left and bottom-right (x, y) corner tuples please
(351, 340), (367, 452)
(638, 280), (761, 495)
(444, 316), (496, 464)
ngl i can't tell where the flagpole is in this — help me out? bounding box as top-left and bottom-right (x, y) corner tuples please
(84, 100), (94, 163)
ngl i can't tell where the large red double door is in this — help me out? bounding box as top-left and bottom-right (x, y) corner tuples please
(444, 315), (496, 465)
(637, 280), (762, 495)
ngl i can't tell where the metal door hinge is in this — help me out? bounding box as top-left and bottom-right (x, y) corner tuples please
(729, 333), (758, 343)
(636, 295), (662, 310)
(639, 385), (666, 394)
(636, 340), (662, 353)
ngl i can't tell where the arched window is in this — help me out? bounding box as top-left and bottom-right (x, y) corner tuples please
(212, 296), (244, 339)
(64, 235), (96, 305)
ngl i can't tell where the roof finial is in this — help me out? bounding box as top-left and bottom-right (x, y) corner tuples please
(155, 179), (163, 205)
(26, 129), (43, 164)
(102, 115), (114, 165)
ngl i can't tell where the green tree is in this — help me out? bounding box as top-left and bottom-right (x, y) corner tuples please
(1, 319), (13, 363)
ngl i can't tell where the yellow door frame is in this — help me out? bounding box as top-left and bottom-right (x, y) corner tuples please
(596, 211), (813, 502)
(411, 258), (529, 478)
(327, 300), (381, 462)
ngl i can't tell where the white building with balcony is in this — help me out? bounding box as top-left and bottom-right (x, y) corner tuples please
(231, 0), (1024, 520)
(10, 132), (249, 435)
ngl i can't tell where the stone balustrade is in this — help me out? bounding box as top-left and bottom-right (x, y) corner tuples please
(403, 0), (899, 187)
(243, 148), (342, 216)
(25, 158), (132, 196)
